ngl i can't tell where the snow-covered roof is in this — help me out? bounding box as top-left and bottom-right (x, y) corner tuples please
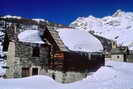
(57, 28), (103, 52)
(0, 61), (133, 89)
(18, 30), (45, 44)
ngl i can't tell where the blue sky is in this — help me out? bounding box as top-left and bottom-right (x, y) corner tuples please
(0, 0), (133, 25)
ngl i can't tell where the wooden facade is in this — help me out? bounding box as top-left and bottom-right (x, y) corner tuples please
(39, 25), (105, 73)
(48, 51), (104, 72)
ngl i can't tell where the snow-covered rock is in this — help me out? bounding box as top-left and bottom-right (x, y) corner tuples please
(70, 10), (133, 50)
(57, 28), (103, 52)
(18, 30), (45, 44)
(2, 15), (22, 19)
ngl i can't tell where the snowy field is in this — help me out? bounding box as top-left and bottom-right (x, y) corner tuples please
(0, 61), (133, 89)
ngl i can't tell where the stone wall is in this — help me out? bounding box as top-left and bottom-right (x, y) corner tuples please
(48, 69), (90, 83)
(16, 42), (49, 65)
(6, 24), (50, 78)
(15, 42), (50, 77)
(6, 42), (16, 78)
(111, 54), (124, 61)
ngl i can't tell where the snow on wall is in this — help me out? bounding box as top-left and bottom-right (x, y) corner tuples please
(0, 42), (6, 76)
(57, 28), (103, 52)
(18, 30), (45, 44)
(0, 61), (6, 76)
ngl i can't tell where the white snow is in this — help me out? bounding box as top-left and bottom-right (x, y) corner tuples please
(70, 10), (133, 50)
(32, 18), (48, 23)
(0, 75), (62, 89)
(0, 31), (4, 36)
(0, 61), (133, 89)
(2, 15), (22, 19)
(0, 42), (6, 76)
(63, 61), (133, 89)
(0, 60), (6, 76)
(18, 30), (45, 44)
(57, 28), (103, 52)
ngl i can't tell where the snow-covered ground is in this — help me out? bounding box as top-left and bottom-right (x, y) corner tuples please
(57, 28), (103, 52)
(70, 10), (133, 50)
(0, 61), (133, 89)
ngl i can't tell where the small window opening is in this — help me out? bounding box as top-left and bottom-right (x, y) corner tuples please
(32, 45), (40, 57)
(32, 68), (38, 75)
(117, 56), (119, 59)
(22, 68), (30, 77)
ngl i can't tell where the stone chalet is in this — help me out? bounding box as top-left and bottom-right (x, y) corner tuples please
(111, 46), (129, 62)
(3, 23), (104, 83)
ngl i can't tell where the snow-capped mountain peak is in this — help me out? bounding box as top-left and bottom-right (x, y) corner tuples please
(70, 10), (133, 50)
(112, 9), (126, 17)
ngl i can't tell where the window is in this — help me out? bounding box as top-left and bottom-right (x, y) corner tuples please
(117, 56), (119, 59)
(22, 68), (30, 77)
(32, 68), (38, 75)
(32, 45), (40, 57)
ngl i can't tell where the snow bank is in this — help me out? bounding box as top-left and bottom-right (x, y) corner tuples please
(0, 75), (62, 89)
(57, 28), (103, 52)
(18, 30), (44, 44)
(66, 61), (133, 89)
(0, 61), (133, 89)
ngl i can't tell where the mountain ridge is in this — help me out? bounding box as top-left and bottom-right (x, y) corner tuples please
(70, 10), (133, 50)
